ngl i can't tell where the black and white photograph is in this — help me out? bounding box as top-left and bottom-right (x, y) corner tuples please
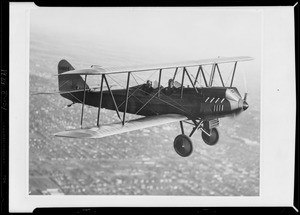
(28, 7), (261, 196)
(7, 2), (298, 211)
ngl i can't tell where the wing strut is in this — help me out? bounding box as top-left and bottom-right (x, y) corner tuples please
(80, 75), (88, 128)
(215, 64), (225, 87)
(103, 75), (121, 121)
(194, 66), (201, 86)
(157, 69), (162, 97)
(184, 67), (198, 93)
(122, 72), (131, 125)
(200, 66), (208, 87)
(172, 67), (178, 82)
(193, 65), (208, 87)
(97, 75), (104, 127)
(209, 64), (216, 87)
(230, 61), (237, 87)
(180, 67), (185, 99)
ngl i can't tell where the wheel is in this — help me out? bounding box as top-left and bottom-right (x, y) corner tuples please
(173, 134), (193, 157)
(202, 128), (219, 146)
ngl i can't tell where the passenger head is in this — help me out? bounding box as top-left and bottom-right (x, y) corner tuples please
(146, 80), (152, 87)
(168, 79), (174, 88)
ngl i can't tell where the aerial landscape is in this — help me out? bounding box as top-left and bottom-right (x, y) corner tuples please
(29, 9), (261, 196)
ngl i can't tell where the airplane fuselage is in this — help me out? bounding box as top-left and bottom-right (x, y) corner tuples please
(61, 85), (248, 120)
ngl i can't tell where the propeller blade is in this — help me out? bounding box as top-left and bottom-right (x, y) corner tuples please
(244, 93), (248, 101)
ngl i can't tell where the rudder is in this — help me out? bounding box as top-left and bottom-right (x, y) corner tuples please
(58, 59), (89, 92)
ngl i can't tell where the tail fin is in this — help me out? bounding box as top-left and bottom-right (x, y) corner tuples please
(58, 59), (89, 92)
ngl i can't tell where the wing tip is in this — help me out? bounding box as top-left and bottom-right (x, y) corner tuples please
(53, 130), (95, 138)
(58, 68), (105, 76)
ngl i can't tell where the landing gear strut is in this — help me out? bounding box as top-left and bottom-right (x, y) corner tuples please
(173, 119), (219, 157)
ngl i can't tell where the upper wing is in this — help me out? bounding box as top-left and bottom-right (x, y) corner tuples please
(54, 114), (187, 139)
(58, 56), (253, 76)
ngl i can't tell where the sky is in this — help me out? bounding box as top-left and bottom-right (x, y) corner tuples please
(30, 7), (261, 91)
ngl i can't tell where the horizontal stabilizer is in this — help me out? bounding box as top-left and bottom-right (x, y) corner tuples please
(31, 89), (89, 95)
(54, 114), (187, 139)
(31, 85), (114, 96)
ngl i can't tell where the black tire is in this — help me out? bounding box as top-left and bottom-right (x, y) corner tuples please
(202, 128), (219, 146)
(173, 134), (193, 157)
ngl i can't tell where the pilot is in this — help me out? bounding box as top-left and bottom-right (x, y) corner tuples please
(163, 79), (174, 96)
(143, 80), (153, 93)
(146, 80), (152, 88)
(168, 79), (174, 88)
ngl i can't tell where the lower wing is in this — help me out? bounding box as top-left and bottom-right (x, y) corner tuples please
(54, 114), (187, 139)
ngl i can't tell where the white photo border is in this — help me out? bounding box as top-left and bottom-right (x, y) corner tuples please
(9, 3), (296, 212)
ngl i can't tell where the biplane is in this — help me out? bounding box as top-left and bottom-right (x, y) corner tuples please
(52, 56), (252, 157)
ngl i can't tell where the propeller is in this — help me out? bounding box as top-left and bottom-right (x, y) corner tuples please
(242, 93), (249, 111)
(241, 67), (249, 111)
(233, 67), (249, 117)
(243, 92), (248, 101)
(230, 92), (249, 119)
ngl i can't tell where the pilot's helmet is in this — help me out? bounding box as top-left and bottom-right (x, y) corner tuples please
(146, 80), (152, 86)
(168, 79), (174, 87)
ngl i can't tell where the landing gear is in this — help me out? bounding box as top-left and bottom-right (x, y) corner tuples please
(173, 134), (193, 157)
(201, 128), (219, 146)
(173, 120), (219, 157)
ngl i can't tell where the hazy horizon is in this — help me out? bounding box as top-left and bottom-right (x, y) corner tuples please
(30, 7), (261, 85)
